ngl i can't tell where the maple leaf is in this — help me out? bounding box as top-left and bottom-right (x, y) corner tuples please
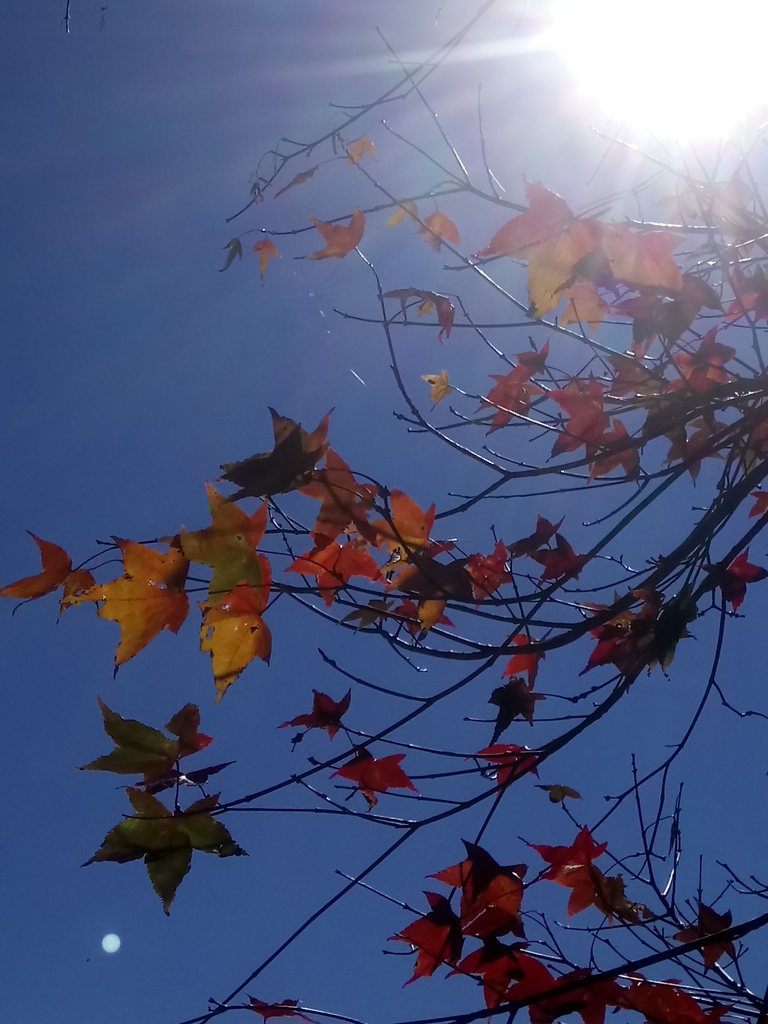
(489, 677), (545, 738)
(342, 598), (392, 629)
(551, 379), (609, 456)
(389, 892), (463, 984)
(346, 135), (375, 164)
(78, 698), (213, 783)
(287, 542), (380, 607)
(482, 366), (544, 432)
(617, 978), (729, 1024)
(331, 749), (417, 808)
(388, 550), (473, 604)
(371, 489), (436, 555)
(220, 237), (243, 272)
(279, 690), (351, 739)
(453, 939), (528, 1010)
(59, 567), (97, 617)
(307, 208), (364, 259)
(386, 200), (418, 227)
(530, 826), (607, 918)
(749, 491), (768, 518)
(274, 166), (318, 198)
(299, 448), (376, 548)
(180, 484), (270, 606)
(507, 515), (563, 560)
(510, 960), (623, 1024)
(596, 224), (683, 292)
(67, 541), (189, 668)
(392, 598), (454, 635)
(503, 635), (545, 687)
(588, 866), (649, 924)
(220, 408), (331, 500)
(475, 182), (575, 258)
(529, 534), (585, 582)
(0, 533), (92, 607)
(559, 282), (608, 331)
(419, 212), (460, 251)
(671, 329), (735, 393)
(422, 370), (452, 405)
(525, 219), (598, 318)
(248, 999), (314, 1023)
(536, 784), (581, 803)
(384, 288), (455, 339)
(475, 744), (538, 795)
(665, 417), (727, 482)
(607, 354), (663, 398)
(251, 239), (280, 279)
(713, 549), (768, 610)
(200, 581), (272, 702)
(588, 420), (639, 481)
(84, 788), (245, 914)
(467, 541), (510, 601)
(432, 842), (527, 940)
(674, 902), (735, 969)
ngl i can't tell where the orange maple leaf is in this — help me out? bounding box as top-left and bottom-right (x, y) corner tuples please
(0, 532), (96, 619)
(308, 208), (364, 259)
(596, 224), (683, 292)
(559, 281), (608, 331)
(299, 448), (376, 548)
(467, 540), (510, 600)
(475, 182), (574, 258)
(371, 489), (436, 555)
(68, 541), (189, 668)
(419, 212), (460, 251)
(346, 135), (375, 164)
(287, 541), (380, 606)
(251, 239), (280, 279)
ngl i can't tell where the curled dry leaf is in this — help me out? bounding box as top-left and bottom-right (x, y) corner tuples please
(386, 200), (417, 227)
(419, 212), (460, 251)
(274, 166), (318, 198)
(536, 784), (582, 803)
(346, 135), (375, 164)
(422, 370), (451, 404)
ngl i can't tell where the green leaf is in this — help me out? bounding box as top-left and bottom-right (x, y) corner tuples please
(220, 237), (243, 272)
(146, 848), (193, 914)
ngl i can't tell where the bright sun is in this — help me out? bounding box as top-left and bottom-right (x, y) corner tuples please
(550, 0), (768, 138)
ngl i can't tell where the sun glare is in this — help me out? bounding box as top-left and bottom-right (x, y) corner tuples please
(550, 0), (768, 138)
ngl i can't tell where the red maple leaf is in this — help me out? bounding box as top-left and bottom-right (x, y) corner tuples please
(670, 329), (735, 394)
(674, 902), (735, 970)
(482, 368), (544, 433)
(287, 542), (380, 607)
(503, 635), (545, 687)
(467, 540), (510, 600)
(453, 939), (528, 1009)
(617, 978), (729, 1024)
(588, 420), (639, 482)
(551, 380), (609, 456)
(713, 549), (768, 610)
(331, 749), (417, 808)
(530, 827), (607, 918)
(508, 959), (622, 1024)
(431, 842), (527, 940)
(508, 516), (563, 560)
(248, 999), (314, 1023)
(475, 744), (538, 796)
(389, 892), (463, 985)
(749, 491), (768, 518)
(279, 690), (351, 739)
(529, 534), (585, 582)
(299, 449), (376, 547)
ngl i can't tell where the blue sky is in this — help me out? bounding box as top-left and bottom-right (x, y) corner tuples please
(3, 3), (768, 1024)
